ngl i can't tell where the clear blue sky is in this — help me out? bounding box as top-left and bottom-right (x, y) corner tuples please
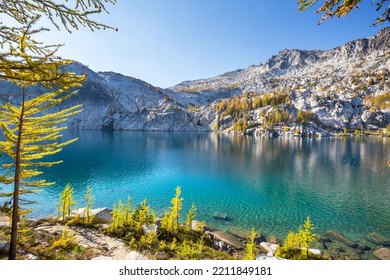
(40, 0), (389, 88)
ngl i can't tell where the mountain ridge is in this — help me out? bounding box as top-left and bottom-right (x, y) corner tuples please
(0, 27), (389, 135)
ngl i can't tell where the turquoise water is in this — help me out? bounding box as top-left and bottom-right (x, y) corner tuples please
(1, 131), (390, 241)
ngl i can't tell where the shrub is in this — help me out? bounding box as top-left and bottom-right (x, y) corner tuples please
(83, 186), (94, 225)
(132, 199), (155, 230)
(57, 184), (77, 221)
(275, 217), (317, 260)
(243, 228), (258, 260)
(185, 203), (197, 231)
(51, 226), (78, 251)
(161, 186), (183, 233)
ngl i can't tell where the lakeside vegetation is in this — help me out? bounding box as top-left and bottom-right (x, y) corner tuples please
(0, 185), (322, 260)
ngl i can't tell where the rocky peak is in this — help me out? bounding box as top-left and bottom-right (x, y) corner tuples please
(265, 49), (320, 71)
(370, 26), (390, 52)
(1, 27), (388, 133)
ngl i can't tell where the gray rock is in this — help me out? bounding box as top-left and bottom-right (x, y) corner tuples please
(142, 224), (158, 235)
(25, 253), (39, 260)
(373, 248), (390, 260)
(256, 254), (284, 260)
(365, 232), (390, 246)
(0, 241), (10, 255)
(212, 214), (232, 222)
(72, 207), (112, 224)
(308, 248), (321, 256)
(92, 256), (114, 260)
(208, 231), (244, 251)
(325, 230), (358, 248)
(361, 110), (387, 127)
(191, 220), (203, 231)
(259, 242), (278, 256)
(0, 222), (10, 227)
(125, 251), (148, 260)
(155, 252), (168, 260)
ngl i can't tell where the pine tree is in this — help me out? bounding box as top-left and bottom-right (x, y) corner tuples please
(57, 184), (77, 222)
(1, 2), (116, 78)
(132, 199), (154, 230)
(171, 186), (183, 230)
(243, 228), (258, 260)
(275, 217), (316, 260)
(83, 186), (94, 225)
(299, 217), (316, 258)
(109, 200), (124, 232)
(161, 186), (184, 233)
(297, 109), (304, 124)
(298, 0), (389, 26)
(0, 1), (116, 260)
(185, 203), (197, 231)
(124, 196), (132, 226)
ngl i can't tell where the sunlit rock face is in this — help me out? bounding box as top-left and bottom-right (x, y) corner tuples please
(1, 27), (389, 132)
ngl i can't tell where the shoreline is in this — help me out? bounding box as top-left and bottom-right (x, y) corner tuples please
(2, 209), (389, 260)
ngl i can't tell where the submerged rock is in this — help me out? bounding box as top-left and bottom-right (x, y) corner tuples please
(373, 248), (390, 260)
(212, 214), (232, 222)
(365, 232), (390, 246)
(325, 230), (358, 248)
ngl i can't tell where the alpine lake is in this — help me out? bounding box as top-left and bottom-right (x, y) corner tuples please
(1, 130), (389, 259)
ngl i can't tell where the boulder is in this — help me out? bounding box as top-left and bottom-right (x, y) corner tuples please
(361, 109), (387, 127)
(212, 213), (232, 222)
(155, 252), (168, 260)
(259, 242), (278, 256)
(358, 245), (371, 252)
(0, 213), (10, 228)
(72, 208), (112, 224)
(191, 220), (202, 231)
(191, 220), (212, 232)
(365, 232), (390, 246)
(92, 256), (114, 260)
(266, 236), (280, 244)
(25, 253), (39, 260)
(373, 248), (390, 260)
(142, 224), (158, 235)
(325, 230), (358, 248)
(0, 241), (10, 255)
(308, 248), (321, 256)
(208, 231), (244, 251)
(256, 254), (284, 260)
(125, 251), (148, 260)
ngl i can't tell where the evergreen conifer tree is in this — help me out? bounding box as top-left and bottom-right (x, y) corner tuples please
(57, 184), (77, 222)
(0, 0), (116, 260)
(83, 186), (94, 225)
(185, 203), (197, 231)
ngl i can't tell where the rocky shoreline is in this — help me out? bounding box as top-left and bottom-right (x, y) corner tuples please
(1, 209), (389, 260)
